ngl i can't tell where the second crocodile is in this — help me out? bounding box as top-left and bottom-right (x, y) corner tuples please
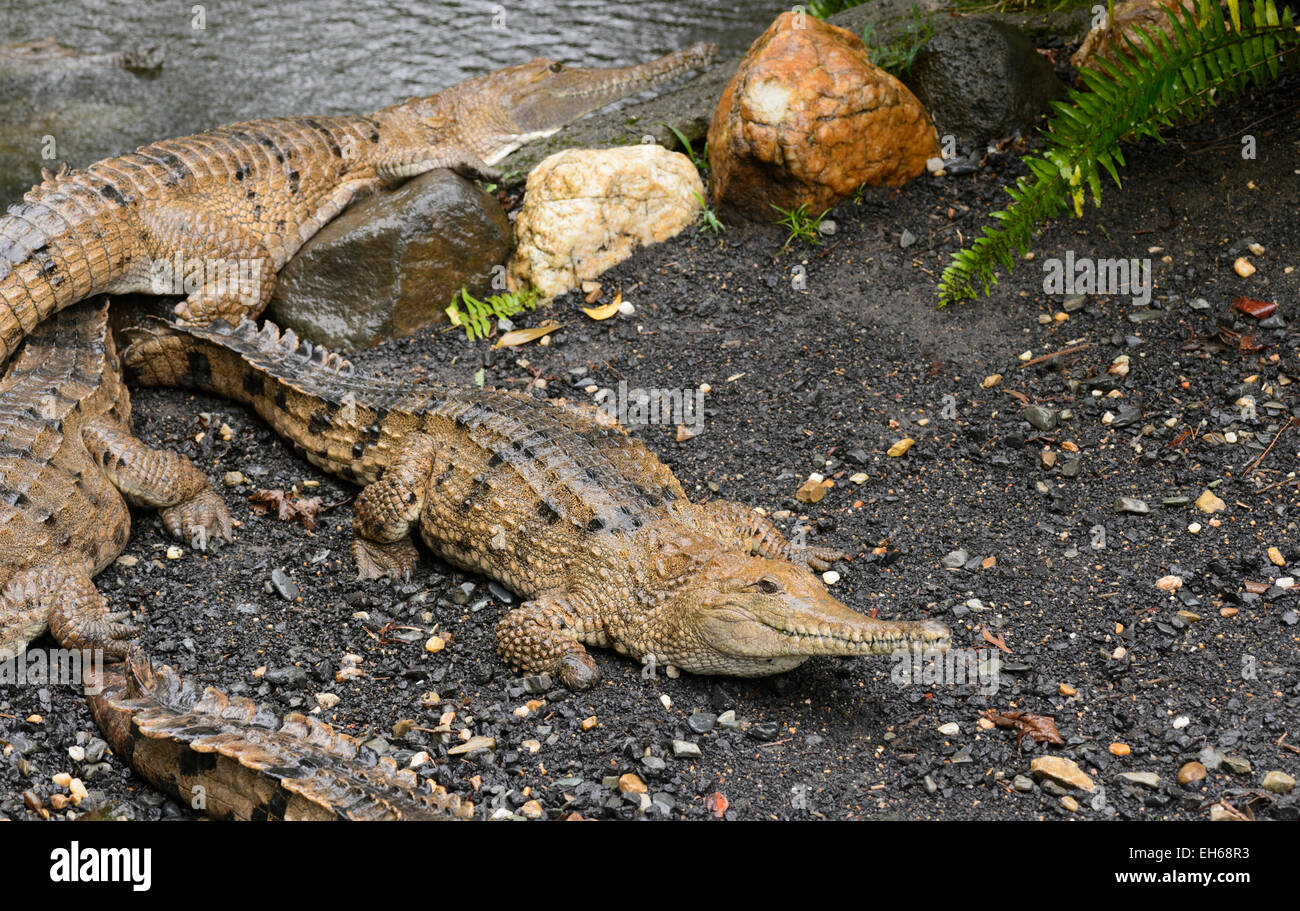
(86, 647), (472, 820)
(0, 299), (231, 663)
(124, 318), (951, 690)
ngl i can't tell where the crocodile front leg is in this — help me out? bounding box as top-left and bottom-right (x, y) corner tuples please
(699, 500), (845, 572)
(139, 202), (278, 326)
(495, 592), (600, 690)
(351, 433), (437, 581)
(82, 418), (233, 551)
(0, 560), (135, 663)
(375, 145), (503, 184)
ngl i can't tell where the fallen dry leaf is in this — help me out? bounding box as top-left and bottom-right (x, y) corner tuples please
(1232, 296), (1277, 319)
(495, 321), (561, 348)
(248, 488), (323, 531)
(981, 626), (1011, 654)
(583, 291), (623, 321)
(982, 710), (1065, 747)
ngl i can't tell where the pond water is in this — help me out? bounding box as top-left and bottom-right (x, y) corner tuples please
(1, 0), (786, 204)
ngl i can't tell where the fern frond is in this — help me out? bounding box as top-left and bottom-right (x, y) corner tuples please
(938, 0), (1300, 306)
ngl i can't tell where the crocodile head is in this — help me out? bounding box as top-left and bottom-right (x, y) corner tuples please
(646, 549), (951, 678)
(380, 42), (718, 167)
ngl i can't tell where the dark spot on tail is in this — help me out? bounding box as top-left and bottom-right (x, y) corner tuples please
(308, 408), (331, 436)
(178, 747), (218, 776)
(183, 350), (212, 389)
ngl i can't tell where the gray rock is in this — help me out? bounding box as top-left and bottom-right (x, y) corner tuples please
(268, 170), (511, 349)
(1024, 405), (1058, 431)
(688, 713), (717, 734)
(907, 18), (1066, 143)
(1116, 497), (1150, 514)
(717, 710), (740, 730)
(1013, 774), (1034, 792)
(1117, 771), (1161, 788)
(673, 740), (702, 758)
(942, 548), (969, 569)
(264, 666), (307, 687)
(270, 567), (299, 600)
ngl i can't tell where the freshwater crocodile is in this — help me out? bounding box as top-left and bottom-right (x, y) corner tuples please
(124, 318), (952, 689)
(0, 42), (717, 366)
(0, 298), (231, 663)
(86, 648), (472, 821)
(0, 38), (163, 75)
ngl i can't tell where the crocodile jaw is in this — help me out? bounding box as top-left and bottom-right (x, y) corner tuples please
(662, 558), (951, 678)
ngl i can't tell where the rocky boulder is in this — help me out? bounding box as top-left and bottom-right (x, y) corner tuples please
(1071, 0), (1198, 75)
(507, 145), (703, 300)
(706, 11), (938, 218)
(267, 169), (511, 349)
(907, 17), (1066, 144)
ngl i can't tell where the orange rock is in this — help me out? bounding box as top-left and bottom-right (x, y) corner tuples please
(1109, 742), (1131, 757)
(707, 12), (939, 217)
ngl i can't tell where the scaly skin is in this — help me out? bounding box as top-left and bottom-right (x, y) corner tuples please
(86, 648), (473, 821)
(124, 318), (952, 690)
(0, 299), (232, 663)
(0, 42), (717, 366)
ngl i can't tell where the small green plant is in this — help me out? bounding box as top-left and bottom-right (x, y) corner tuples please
(937, 0), (1300, 305)
(861, 5), (935, 76)
(446, 285), (539, 340)
(772, 203), (829, 252)
(809, 0), (867, 17)
(657, 122), (708, 170)
(691, 191), (726, 234)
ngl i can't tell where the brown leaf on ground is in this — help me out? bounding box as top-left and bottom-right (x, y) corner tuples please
(981, 626), (1011, 653)
(705, 791), (729, 818)
(982, 710), (1065, 748)
(248, 488), (323, 531)
(1232, 296), (1277, 319)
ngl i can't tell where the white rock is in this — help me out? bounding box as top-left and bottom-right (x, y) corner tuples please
(507, 145), (704, 299)
(822, 570), (840, 585)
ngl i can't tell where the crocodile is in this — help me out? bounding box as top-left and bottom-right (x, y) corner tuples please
(0, 38), (163, 75)
(0, 42), (718, 367)
(85, 647), (472, 820)
(123, 318), (952, 690)
(0, 298), (232, 663)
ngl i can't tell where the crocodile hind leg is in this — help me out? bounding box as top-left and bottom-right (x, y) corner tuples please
(351, 433), (438, 581)
(0, 560), (135, 663)
(82, 418), (233, 551)
(495, 593), (600, 690)
(139, 201), (278, 326)
(699, 500), (845, 572)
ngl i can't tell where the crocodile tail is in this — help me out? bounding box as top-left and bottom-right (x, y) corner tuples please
(0, 177), (132, 367)
(123, 317), (440, 483)
(86, 648), (473, 821)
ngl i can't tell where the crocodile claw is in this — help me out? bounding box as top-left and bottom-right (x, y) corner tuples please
(160, 488), (234, 551)
(790, 545), (846, 573)
(352, 538), (420, 582)
(557, 651), (599, 691)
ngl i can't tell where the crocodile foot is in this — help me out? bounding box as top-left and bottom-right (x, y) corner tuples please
(352, 538), (420, 582)
(160, 488), (234, 551)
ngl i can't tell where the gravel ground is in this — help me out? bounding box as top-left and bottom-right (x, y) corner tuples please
(2, 79), (1298, 823)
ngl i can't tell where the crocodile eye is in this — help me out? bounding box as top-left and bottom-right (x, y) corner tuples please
(751, 577), (781, 595)
(549, 61), (565, 73)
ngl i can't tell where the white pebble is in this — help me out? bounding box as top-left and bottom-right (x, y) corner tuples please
(1188, 522), (1202, 534)
(822, 570), (840, 585)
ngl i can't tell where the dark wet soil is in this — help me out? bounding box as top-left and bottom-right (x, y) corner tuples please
(3, 78), (1298, 822)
